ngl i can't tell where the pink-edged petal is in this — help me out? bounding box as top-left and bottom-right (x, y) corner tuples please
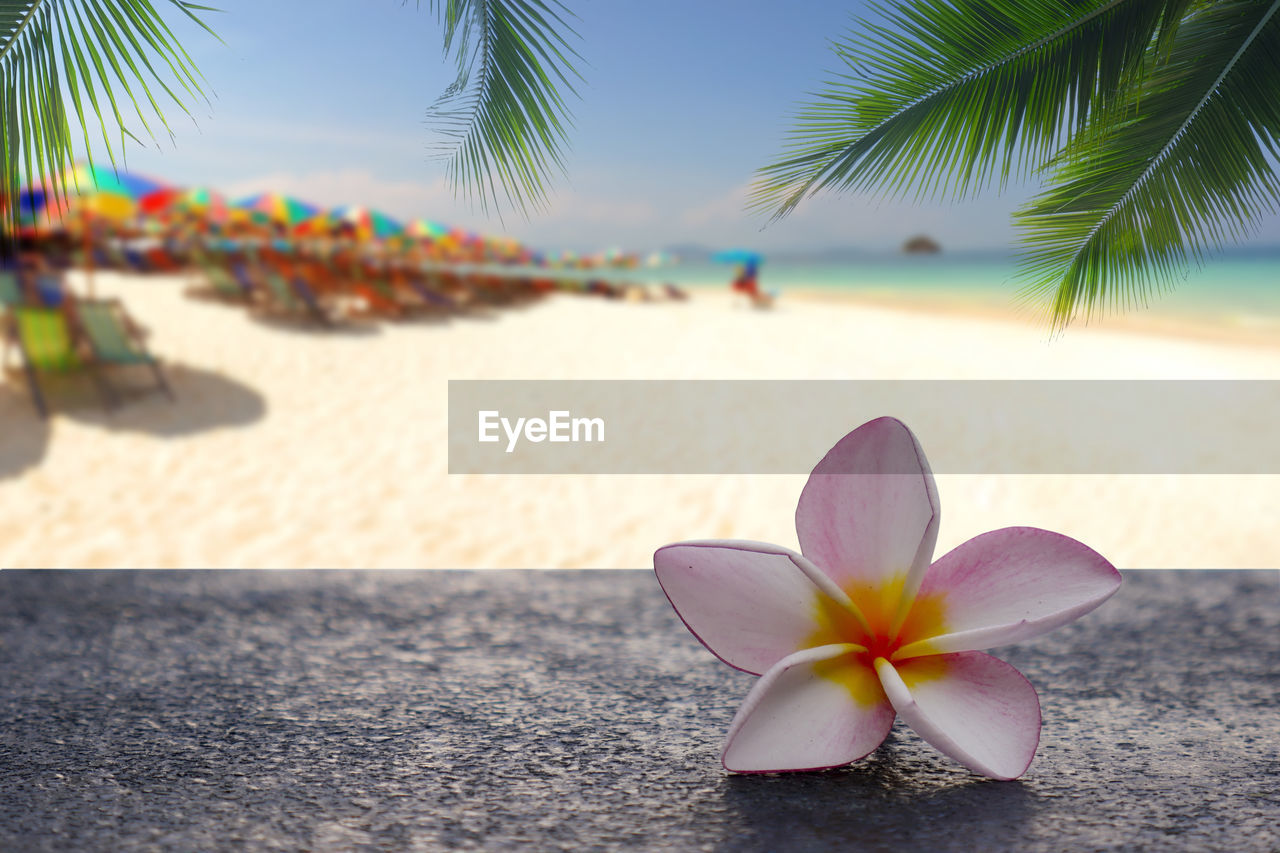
(874, 652), (1040, 780)
(796, 417), (940, 601)
(896, 527), (1122, 658)
(655, 540), (858, 676)
(722, 644), (895, 773)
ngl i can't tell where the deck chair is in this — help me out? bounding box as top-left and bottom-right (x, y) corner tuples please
(197, 263), (250, 300)
(355, 279), (407, 319)
(4, 307), (111, 418)
(0, 270), (23, 307)
(34, 273), (66, 307)
(76, 300), (174, 405)
(230, 263), (260, 299)
(123, 247), (150, 272)
(0, 272), (22, 367)
(402, 275), (460, 312)
(262, 270), (332, 326)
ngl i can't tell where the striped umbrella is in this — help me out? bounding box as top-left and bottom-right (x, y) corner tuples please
(138, 187), (183, 217)
(129, 186), (231, 227)
(20, 163), (168, 294)
(231, 193), (322, 227)
(177, 187), (230, 223)
(404, 218), (451, 240)
(63, 163), (167, 202)
(291, 208), (339, 238)
(332, 205), (404, 241)
(17, 163), (167, 226)
(15, 184), (67, 227)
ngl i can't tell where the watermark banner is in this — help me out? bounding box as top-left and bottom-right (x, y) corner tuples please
(448, 380), (1280, 474)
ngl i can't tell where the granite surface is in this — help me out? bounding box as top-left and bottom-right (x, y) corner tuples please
(1, 569), (1277, 852)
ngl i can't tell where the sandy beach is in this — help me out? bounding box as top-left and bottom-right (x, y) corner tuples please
(3, 269), (1279, 569)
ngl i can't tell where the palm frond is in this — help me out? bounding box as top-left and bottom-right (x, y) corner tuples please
(751, 0), (1193, 220)
(1015, 0), (1280, 328)
(417, 0), (582, 218)
(0, 0), (215, 236)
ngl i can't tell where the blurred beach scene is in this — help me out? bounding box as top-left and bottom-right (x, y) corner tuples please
(4, 0), (1280, 569)
(4, 239), (1280, 570)
(616, 249), (1280, 344)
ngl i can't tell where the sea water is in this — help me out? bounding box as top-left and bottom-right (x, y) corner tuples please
(620, 248), (1280, 337)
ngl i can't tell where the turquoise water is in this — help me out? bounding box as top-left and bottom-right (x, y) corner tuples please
(615, 249), (1280, 332)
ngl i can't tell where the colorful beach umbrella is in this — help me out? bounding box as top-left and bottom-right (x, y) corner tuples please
(479, 234), (532, 263)
(14, 184), (59, 225)
(712, 249), (763, 266)
(16, 164), (168, 296)
(231, 193), (321, 227)
(404, 219), (450, 240)
(331, 205), (404, 241)
(394, 219), (458, 257)
(16, 163), (168, 227)
(176, 187), (221, 211)
(292, 216), (331, 238)
(178, 187), (230, 222)
(291, 208), (339, 237)
(138, 187), (183, 216)
(61, 163), (167, 201)
(371, 210), (404, 239)
(134, 186), (231, 227)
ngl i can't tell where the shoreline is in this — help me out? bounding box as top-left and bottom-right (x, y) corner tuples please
(732, 285), (1280, 353)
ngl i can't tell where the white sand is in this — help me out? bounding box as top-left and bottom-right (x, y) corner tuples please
(3, 270), (1279, 569)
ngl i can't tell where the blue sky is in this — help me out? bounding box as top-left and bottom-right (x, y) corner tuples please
(89, 0), (1280, 255)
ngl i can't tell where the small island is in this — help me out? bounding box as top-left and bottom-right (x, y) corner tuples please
(902, 234), (942, 254)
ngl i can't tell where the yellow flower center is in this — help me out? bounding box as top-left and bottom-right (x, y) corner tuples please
(807, 572), (950, 703)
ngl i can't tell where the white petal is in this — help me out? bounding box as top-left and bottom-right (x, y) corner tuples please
(723, 644), (896, 772)
(895, 527), (1121, 658)
(796, 417), (940, 610)
(655, 540), (859, 675)
(875, 653), (1040, 780)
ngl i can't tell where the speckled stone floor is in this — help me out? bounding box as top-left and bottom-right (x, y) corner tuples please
(2, 570), (1277, 852)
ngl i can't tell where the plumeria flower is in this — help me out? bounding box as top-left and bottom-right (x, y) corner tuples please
(654, 417), (1120, 779)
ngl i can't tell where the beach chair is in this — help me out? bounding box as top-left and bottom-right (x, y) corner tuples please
(195, 263), (250, 301)
(76, 299), (175, 406)
(0, 270), (23, 307)
(123, 247), (150, 272)
(0, 271), (24, 368)
(34, 273), (66, 307)
(354, 278), (407, 319)
(230, 263), (261, 299)
(92, 245), (126, 270)
(403, 274), (463, 312)
(4, 307), (110, 418)
(144, 246), (182, 272)
(262, 269), (332, 326)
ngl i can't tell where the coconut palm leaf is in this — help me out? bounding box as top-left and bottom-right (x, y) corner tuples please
(0, 0), (216, 236)
(417, 0), (582, 217)
(751, 0), (1194, 220)
(1017, 0), (1280, 327)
